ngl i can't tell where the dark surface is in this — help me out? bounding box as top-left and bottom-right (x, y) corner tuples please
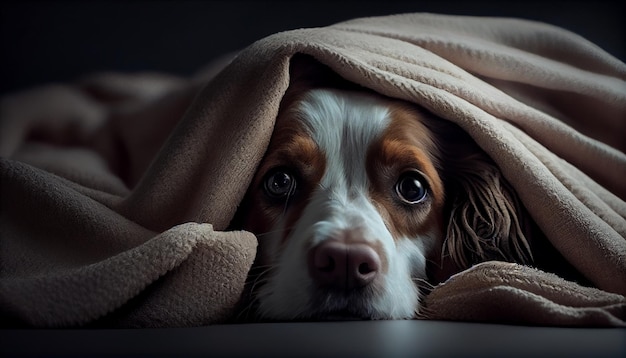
(1, 320), (625, 357)
(1, 1), (624, 96)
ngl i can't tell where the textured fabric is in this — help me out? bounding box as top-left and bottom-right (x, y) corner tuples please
(1, 13), (624, 327)
(423, 261), (626, 326)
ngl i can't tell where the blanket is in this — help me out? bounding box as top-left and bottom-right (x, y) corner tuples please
(1, 13), (625, 327)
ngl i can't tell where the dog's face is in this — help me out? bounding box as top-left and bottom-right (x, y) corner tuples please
(242, 88), (448, 320)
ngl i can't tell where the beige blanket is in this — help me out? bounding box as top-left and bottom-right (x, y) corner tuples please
(1, 13), (625, 327)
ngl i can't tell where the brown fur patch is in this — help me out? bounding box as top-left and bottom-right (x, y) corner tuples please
(242, 103), (326, 247)
(366, 102), (446, 241)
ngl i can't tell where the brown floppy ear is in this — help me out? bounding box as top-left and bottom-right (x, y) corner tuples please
(430, 121), (534, 271)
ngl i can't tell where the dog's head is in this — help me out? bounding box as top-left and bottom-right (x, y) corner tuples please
(242, 88), (446, 320)
(235, 66), (532, 321)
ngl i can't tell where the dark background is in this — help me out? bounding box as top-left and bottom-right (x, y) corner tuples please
(1, 1), (624, 96)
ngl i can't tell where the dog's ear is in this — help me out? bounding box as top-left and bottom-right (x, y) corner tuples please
(430, 120), (534, 271)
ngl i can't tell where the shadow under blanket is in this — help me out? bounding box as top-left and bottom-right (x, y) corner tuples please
(1, 13), (625, 327)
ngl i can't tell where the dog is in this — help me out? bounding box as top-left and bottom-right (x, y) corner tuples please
(233, 59), (542, 321)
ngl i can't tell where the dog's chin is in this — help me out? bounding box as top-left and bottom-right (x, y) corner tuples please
(287, 305), (377, 322)
(292, 288), (398, 322)
(312, 309), (370, 321)
(300, 301), (406, 322)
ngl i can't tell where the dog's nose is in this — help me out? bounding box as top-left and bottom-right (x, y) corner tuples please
(308, 240), (381, 290)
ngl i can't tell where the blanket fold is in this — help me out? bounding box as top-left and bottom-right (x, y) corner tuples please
(1, 13), (625, 327)
(423, 261), (626, 326)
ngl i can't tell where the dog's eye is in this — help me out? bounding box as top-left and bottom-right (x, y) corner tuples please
(264, 169), (297, 199)
(395, 171), (428, 204)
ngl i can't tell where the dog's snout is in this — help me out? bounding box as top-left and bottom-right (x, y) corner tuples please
(308, 240), (381, 290)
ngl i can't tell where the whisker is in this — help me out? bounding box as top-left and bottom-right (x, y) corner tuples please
(249, 270), (273, 293)
(237, 263), (278, 322)
(246, 263), (275, 286)
(243, 268), (271, 286)
(281, 186), (297, 217)
(252, 224), (299, 239)
(412, 277), (436, 298)
(236, 297), (262, 322)
(414, 303), (436, 320)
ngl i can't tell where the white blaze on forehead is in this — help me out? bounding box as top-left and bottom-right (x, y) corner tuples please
(293, 89), (391, 193)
